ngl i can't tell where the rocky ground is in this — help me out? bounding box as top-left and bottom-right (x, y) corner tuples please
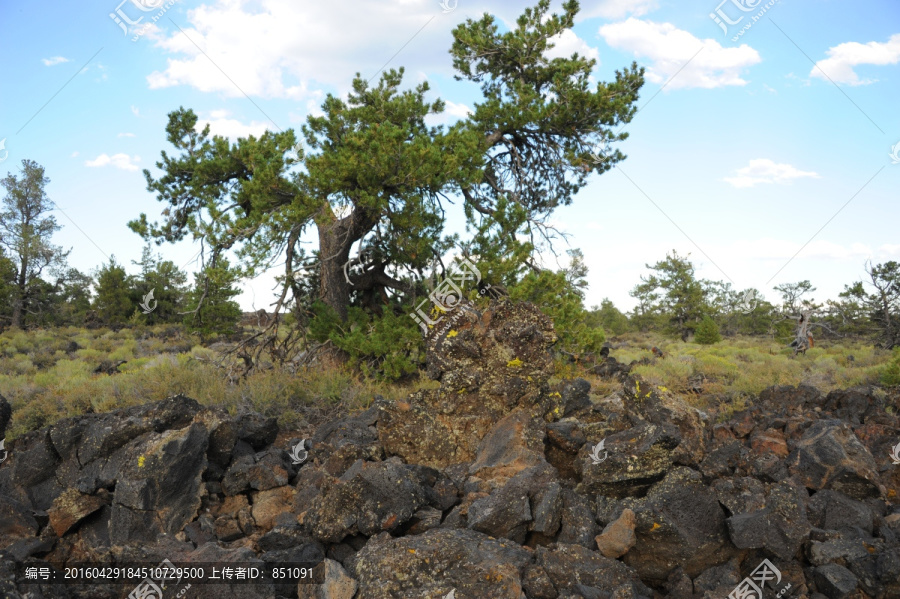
(1, 300), (898, 599)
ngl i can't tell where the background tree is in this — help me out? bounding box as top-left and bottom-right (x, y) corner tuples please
(182, 257), (242, 337)
(16, 267), (92, 327)
(0, 247), (16, 328)
(628, 275), (664, 333)
(509, 248), (605, 355)
(128, 0), (644, 371)
(0, 160), (71, 328)
(633, 250), (707, 340)
(773, 280), (818, 315)
(841, 261), (900, 349)
(93, 257), (134, 324)
(132, 245), (188, 324)
(588, 298), (630, 337)
(51, 267), (94, 326)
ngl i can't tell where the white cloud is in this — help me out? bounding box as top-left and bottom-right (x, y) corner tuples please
(811, 33), (900, 86)
(118, 132), (136, 138)
(140, 0), (657, 102)
(145, 0), (454, 98)
(723, 159), (820, 188)
(422, 100), (472, 127)
(195, 113), (271, 140)
(131, 105), (141, 117)
(578, 0), (659, 20)
(544, 29), (600, 64)
(599, 18), (761, 89)
(443, 101), (473, 119)
(85, 153), (141, 171)
(42, 56), (70, 66)
(70, 151), (79, 158)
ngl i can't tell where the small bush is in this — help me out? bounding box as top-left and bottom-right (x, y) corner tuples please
(881, 347), (900, 386)
(694, 316), (722, 345)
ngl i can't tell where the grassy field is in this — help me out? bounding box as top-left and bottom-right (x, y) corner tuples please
(1, 325), (897, 440)
(569, 334), (899, 420)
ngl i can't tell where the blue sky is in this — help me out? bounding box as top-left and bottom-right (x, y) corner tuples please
(0, 0), (898, 313)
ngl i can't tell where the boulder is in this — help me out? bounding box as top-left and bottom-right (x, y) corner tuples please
(251, 486), (297, 532)
(52, 394), (201, 467)
(808, 490), (874, 536)
(620, 467), (733, 583)
(0, 495), (38, 544)
(535, 542), (653, 598)
(311, 403), (382, 459)
(544, 419), (588, 480)
(468, 408), (546, 488)
(577, 421), (680, 498)
(347, 528), (533, 599)
(759, 384), (823, 410)
(303, 457), (434, 543)
(787, 420), (881, 500)
(377, 301), (559, 469)
(553, 378), (592, 417)
(813, 563), (858, 599)
(297, 558), (357, 599)
(465, 463), (559, 544)
(595, 507), (637, 559)
(556, 487), (599, 549)
(109, 422), (208, 544)
(590, 356), (632, 380)
(711, 476), (767, 516)
(47, 488), (109, 536)
(236, 412), (278, 450)
(621, 375), (708, 466)
(725, 481), (811, 560)
(221, 447), (294, 495)
(823, 387), (878, 425)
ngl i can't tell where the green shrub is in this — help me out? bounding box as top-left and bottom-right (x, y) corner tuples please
(309, 302), (424, 381)
(694, 316), (722, 345)
(880, 347), (900, 386)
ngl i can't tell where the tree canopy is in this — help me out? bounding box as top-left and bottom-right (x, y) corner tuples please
(0, 159), (71, 328)
(128, 0), (645, 346)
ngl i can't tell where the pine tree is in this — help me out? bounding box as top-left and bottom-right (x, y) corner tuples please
(128, 0), (644, 370)
(132, 245), (188, 324)
(183, 258), (242, 336)
(93, 257), (134, 324)
(694, 315), (722, 344)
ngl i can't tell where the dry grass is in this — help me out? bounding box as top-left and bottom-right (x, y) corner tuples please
(1, 326), (897, 439)
(579, 332), (897, 418)
(0, 325), (431, 440)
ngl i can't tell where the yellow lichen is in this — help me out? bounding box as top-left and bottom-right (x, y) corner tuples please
(650, 522), (661, 531)
(447, 330), (458, 338)
(138, 455), (145, 468)
(507, 358), (523, 368)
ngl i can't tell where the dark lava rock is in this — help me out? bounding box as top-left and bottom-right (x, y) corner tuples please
(787, 420), (881, 500)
